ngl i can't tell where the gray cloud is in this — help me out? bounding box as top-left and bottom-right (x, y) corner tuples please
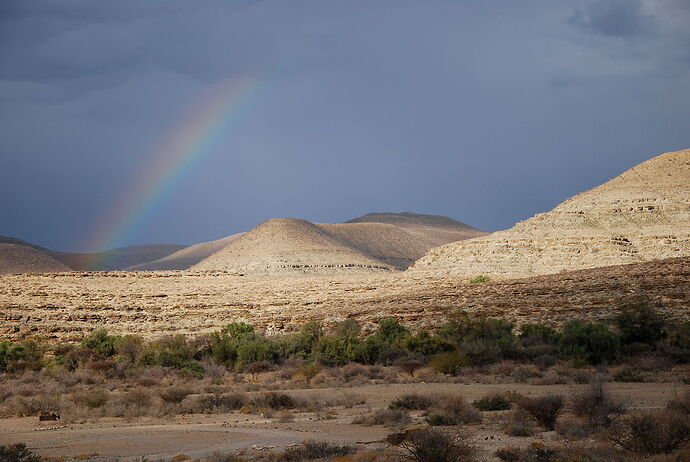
(567, 0), (654, 37)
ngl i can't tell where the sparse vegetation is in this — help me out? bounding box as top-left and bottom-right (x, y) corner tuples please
(468, 275), (490, 284)
(387, 427), (476, 462)
(517, 395), (564, 430)
(472, 393), (512, 411)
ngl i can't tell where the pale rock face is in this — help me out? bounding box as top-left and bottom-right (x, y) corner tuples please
(410, 149), (690, 278)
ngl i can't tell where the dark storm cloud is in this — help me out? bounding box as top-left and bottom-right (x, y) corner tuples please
(1, 0), (689, 251)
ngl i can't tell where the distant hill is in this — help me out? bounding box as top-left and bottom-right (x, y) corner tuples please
(127, 234), (244, 270)
(0, 237), (71, 274)
(0, 235), (186, 273)
(192, 218), (392, 275)
(192, 212), (486, 275)
(410, 148), (690, 279)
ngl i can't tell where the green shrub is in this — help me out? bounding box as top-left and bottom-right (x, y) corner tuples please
(473, 393), (512, 411)
(81, 328), (118, 358)
(667, 321), (690, 349)
(469, 275), (490, 284)
(438, 311), (517, 361)
(558, 320), (620, 364)
(429, 351), (470, 375)
(615, 299), (665, 346)
(519, 323), (560, 347)
(312, 336), (353, 365)
(403, 330), (452, 356)
(376, 318), (410, 343)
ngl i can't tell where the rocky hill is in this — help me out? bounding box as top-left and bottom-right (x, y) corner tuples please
(410, 148), (690, 278)
(192, 218), (394, 274)
(192, 213), (486, 275)
(0, 238), (72, 274)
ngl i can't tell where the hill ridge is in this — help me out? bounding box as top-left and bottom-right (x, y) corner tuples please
(410, 148), (690, 278)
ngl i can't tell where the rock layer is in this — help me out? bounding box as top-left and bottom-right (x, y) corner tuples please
(411, 149), (690, 278)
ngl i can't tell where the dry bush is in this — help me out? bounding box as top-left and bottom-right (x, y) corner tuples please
(276, 410), (295, 422)
(487, 361), (516, 377)
(397, 359), (424, 378)
(387, 427), (476, 462)
(4, 394), (61, 417)
(532, 354), (558, 371)
(608, 410), (690, 456)
(667, 390), (690, 416)
(389, 394), (434, 410)
(193, 392), (247, 413)
(503, 409), (535, 437)
(571, 377), (625, 429)
(160, 386), (193, 404)
(15, 385), (37, 397)
(353, 409), (411, 427)
(250, 392), (297, 411)
(201, 359), (227, 379)
(72, 390), (109, 409)
(0, 385), (12, 403)
(426, 395), (481, 426)
(114, 387), (152, 416)
(613, 367), (647, 383)
(530, 372), (567, 386)
(517, 395), (564, 430)
(284, 440), (354, 459)
(495, 443), (627, 462)
(555, 415), (591, 438)
(510, 365), (542, 383)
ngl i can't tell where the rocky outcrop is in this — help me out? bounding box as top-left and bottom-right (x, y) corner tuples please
(410, 149), (690, 278)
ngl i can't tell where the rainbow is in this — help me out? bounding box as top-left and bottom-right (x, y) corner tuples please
(83, 77), (263, 269)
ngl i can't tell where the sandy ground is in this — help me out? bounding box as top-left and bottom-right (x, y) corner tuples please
(1, 382), (686, 461)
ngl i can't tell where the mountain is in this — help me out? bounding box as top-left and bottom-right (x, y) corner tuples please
(126, 233), (244, 270)
(192, 213), (486, 275)
(0, 236), (71, 274)
(410, 148), (690, 279)
(192, 218), (393, 274)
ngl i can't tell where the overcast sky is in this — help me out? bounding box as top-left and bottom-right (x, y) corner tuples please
(1, 0), (689, 252)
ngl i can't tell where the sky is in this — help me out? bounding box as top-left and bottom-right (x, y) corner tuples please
(1, 0), (689, 252)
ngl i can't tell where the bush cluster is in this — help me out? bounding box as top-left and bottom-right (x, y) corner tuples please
(1, 299), (686, 380)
